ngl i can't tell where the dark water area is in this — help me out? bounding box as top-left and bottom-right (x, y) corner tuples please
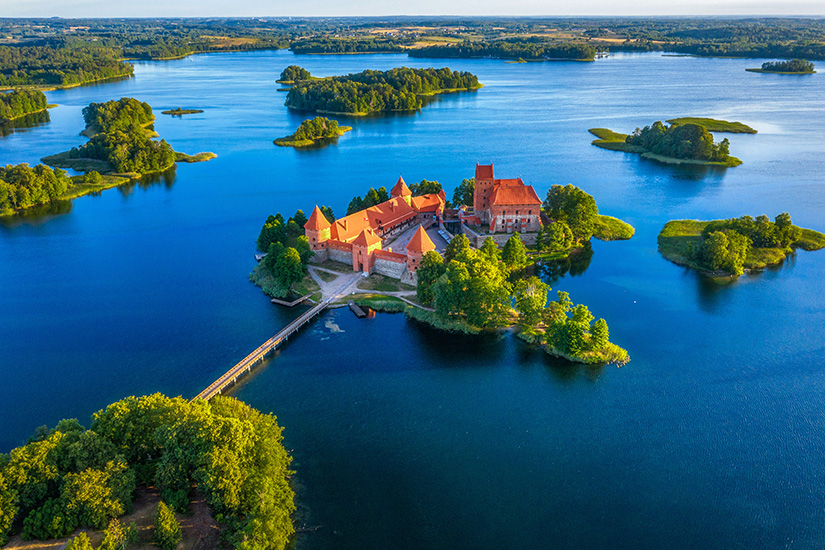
(1, 50), (824, 549)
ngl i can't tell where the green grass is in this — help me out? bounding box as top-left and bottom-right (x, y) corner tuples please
(175, 151), (217, 163)
(356, 274), (415, 292)
(641, 151), (743, 167)
(666, 117), (757, 134)
(41, 152), (113, 173)
(292, 275), (321, 297)
(316, 259), (353, 273)
(249, 263), (319, 299)
(593, 215), (635, 241)
(314, 269), (339, 282)
(658, 219), (825, 275)
(274, 126), (352, 148)
(352, 294), (408, 312)
(746, 68), (816, 75)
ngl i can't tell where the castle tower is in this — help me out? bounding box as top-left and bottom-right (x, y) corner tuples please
(390, 176), (412, 206)
(352, 228), (382, 273)
(405, 226), (436, 273)
(473, 163), (495, 223)
(304, 205), (332, 251)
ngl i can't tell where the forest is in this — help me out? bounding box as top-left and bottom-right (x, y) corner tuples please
(277, 65), (312, 83)
(408, 40), (597, 61)
(0, 394), (295, 550)
(626, 122), (735, 164)
(274, 116), (351, 147)
(759, 59), (815, 72)
(0, 163), (71, 213)
(0, 45), (133, 87)
(0, 90), (49, 122)
(284, 67), (481, 115)
(414, 232), (628, 364)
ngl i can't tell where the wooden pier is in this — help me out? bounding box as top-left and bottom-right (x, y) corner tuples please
(194, 274), (358, 400)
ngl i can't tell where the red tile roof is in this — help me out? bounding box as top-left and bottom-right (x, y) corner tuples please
(406, 226), (436, 254)
(305, 205), (332, 231)
(390, 176), (412, 197)
(489, 184), (542, 206)
(476, 163), (494, 180)
(411, 193), (445, 213)
(352, 228), (382, 248)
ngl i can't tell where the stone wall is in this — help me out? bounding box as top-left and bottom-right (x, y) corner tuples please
(328, 247), (353, 266)
(374, 256), (407, 279)
(309, 248), (329, 263)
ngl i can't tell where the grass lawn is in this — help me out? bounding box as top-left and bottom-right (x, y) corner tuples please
(665, 117), (757, 134)
(357, 274), (415, 292)
(314, 269), (339, 282)
(593, 215), (635, 241)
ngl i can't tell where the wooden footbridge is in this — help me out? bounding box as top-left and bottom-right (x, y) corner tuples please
(194, 274), (359, 400)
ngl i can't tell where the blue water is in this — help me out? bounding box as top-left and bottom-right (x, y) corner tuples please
(1, 50), (824, 549)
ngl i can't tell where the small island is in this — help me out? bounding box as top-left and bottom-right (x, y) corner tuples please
(284, 66), (482, 116)
(276, 65), (312, 84)
(161, 107), (204, 116)
(658, 214), (825, 277)
(747, 59), (816, 74)
(274, 116), (352, 147)
(590, 120), (742, 167)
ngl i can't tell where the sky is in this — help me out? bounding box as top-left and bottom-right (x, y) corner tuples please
(1, 0), (823, 17)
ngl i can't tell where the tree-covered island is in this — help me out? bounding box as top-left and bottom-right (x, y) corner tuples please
(746, 59), (816, 74)
(0, 394), (295, 549)
(658, 214), (825, 277)
(283, 67), (482, 115)
(41, 98), (216, 178)
(274, 116), (352, 148)
(276, 65), (313, 84)
(590, 120), (743, 167)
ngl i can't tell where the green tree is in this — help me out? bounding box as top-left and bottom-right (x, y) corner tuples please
(99, 518), (138, 550)
(320, 205), (335, 222)
(479, 237), (501, 262)
(501, 232), (528, 270)
(416, 251), (446, 305)
(513, 277), (549, 326)
(154, 501), (182, 550)
(590, 318), (609, 350)
(273, 247), (305, 289)
(0, 470), (15, 546)
(408, 179), (442, 196)
(542, 184), (599, 243)
(451, 178), (474, 208)
(444, 233), (471, 264)
(65, 532), (94, 550)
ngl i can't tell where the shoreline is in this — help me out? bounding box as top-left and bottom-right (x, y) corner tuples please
(0, 73), (134, 92)
(746, 68), (816, 74)
(274, 126), (352, 147)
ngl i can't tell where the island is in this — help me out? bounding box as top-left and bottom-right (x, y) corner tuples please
(160, 107), (204, 116)
(0, 89), (55, 123)
(276, 65), (312, 84)
(274, 116), (352, 147)
(747, 59), (816, 74)
(251, 165), (629, 366)
(657, 214), (825, 277)
(283, 66), (482, 115)
(590, 121), (743, 167)
(42, 98), (215, 178)
(0, 394), (294, 550)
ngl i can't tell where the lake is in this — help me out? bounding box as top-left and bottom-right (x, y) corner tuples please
(1, 50), (824, 549)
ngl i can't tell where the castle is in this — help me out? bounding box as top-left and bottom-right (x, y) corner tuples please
(305, 163), (543, 281)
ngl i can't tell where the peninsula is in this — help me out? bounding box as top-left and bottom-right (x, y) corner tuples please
(0, 89), (55, 123)
(274, 116), (352, 147)
(746, 59), (816, 74)
(590, 121), (743, 167)
(658, 214), (825, 277)
(283, 66), (482, 115)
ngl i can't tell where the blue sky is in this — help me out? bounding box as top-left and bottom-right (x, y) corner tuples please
(1, 0), (823, 17)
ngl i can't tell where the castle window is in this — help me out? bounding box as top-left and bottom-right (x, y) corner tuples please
(516, 210), (519, 215)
